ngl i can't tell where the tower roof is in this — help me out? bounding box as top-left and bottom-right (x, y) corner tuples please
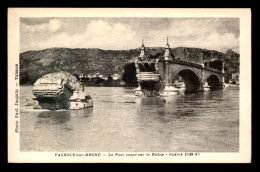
(139, 38), (145, 58)
(141, 38), (145, 49)
(166, 37), (170, 48)
(163, 37), (171, 59)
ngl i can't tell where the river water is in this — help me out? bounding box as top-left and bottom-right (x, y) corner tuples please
(20, 86), (239, 152)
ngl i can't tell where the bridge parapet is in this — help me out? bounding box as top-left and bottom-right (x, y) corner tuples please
(204, 66), (223, 74)
(159, 58), (203, 69)
(160, 58), (223, 74)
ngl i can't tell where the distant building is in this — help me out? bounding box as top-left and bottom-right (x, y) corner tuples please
(79, 73), (84, 79)
(101, 75), (108, 80)
(92, 72), (100, 78)
(87, 74), (92, 78)
(112, 74), (121, 80)
(229, 73), (239, 84)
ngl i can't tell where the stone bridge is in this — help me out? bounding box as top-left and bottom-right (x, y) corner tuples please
(134, 38), (225, 96)
(158, 58), (224, 93)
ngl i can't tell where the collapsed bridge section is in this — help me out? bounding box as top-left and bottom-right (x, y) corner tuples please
(32, 71), (93, 110)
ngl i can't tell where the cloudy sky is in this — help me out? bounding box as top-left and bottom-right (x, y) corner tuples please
(20, 17), (239, 53)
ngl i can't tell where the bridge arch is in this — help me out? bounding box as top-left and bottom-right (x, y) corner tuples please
(170, 68), (201, 93)
(206, 74), (221, 90)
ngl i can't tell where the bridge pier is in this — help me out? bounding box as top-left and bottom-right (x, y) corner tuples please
(160, 85), (179, 96)
(200, 82), (210, 91)
(134, 85), (144, 96)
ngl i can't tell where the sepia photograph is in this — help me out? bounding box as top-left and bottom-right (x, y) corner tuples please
(8, 8), (251, 163)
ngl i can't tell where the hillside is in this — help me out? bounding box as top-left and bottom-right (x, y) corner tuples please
(20, 47), (239, 85)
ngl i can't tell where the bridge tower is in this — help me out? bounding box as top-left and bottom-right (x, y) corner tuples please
(134, 39), (145, 74)
(134, 39), (145, 95)
(163, 37), (172, 61)
(134, 39), (162, 97)
(140, 38), (145, 59)
(134, 38), (225, 97)
(161, 37), (180, 96)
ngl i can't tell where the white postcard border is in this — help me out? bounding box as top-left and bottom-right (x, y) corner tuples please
(8, 8), (251, 163)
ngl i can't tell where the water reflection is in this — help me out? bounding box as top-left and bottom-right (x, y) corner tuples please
(38, 111), (70, 123)
(137, 96), (199, 122)
(70, 108), (93, 118)
(175, 109), (197, 117)
(139, 97), (166, 105)
(35, 108), (94, 128)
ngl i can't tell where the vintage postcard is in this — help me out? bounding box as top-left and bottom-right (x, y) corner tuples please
(8, 8), (251, 163)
